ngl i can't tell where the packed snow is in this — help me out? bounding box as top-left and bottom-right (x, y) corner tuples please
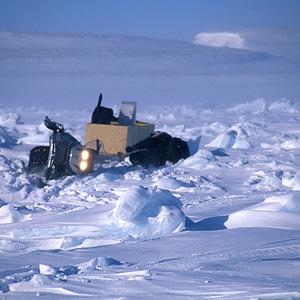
(1, 29), (300, 299)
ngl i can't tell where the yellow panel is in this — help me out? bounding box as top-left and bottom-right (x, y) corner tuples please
(85, 122), (154, 157)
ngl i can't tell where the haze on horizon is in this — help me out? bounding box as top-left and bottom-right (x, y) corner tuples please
(1, 0), (300, 42)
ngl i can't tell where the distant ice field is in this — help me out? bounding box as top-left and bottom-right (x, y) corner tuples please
(1, 28), (300, 110)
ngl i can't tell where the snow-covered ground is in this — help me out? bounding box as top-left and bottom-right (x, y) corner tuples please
(1, 29), (300, 299)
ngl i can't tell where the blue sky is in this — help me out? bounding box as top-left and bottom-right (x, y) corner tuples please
(1, 0), (300, 41)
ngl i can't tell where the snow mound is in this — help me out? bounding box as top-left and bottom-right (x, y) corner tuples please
(283, 171), (300, 190)
(155, 178), (184, 190)
(179, 149), (217, 170)
(281, 139), (300, 150)
(0, 205), (31, 224)
(245, 170), (282, 192)
(264, 193), (300, 213)
(268, 98), (300, 113)
(202, 122), (229, 135)
(225, 193), (300, 230)
(193, 32), (245, 49)
(261, 135), (300, 151)
(113, 186), (185, 238)
(0, 125), (18, 146)
(39, 256), (122, 276)
(156, 178), (194, 191)
(9, 274), (82, 296)
(205, 129), (252, 149)
(228, 98), (266, 113)
(0, 111), (21, 127)
(114, 186), (151, 222)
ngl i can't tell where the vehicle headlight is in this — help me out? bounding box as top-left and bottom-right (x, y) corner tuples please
(80, 161), (88, 171)
(81, 150), (89, 160)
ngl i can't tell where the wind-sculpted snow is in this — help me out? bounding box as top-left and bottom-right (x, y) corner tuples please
(114, 186), (185, 238)
(268, 98), (300, 113)
(205, 129), (252, 149)
(0, 185), (186, 253)
(226, 193), (300, 230)
(1, 99), (300, 298)
(227, 97), (266, 113)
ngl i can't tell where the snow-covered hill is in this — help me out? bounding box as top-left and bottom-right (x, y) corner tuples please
(1, 29), (300, 299)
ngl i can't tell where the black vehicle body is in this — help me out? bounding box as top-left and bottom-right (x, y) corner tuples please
(28, 116), (95, 179)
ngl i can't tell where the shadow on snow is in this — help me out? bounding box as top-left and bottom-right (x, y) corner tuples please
(185, 215), (229, 231)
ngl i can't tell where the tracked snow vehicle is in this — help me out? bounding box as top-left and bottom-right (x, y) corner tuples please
(28, 116), (95, 179)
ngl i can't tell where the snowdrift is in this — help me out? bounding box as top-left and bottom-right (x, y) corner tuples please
(226, 193), (300, 230)
(114, 186), (185, 237)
